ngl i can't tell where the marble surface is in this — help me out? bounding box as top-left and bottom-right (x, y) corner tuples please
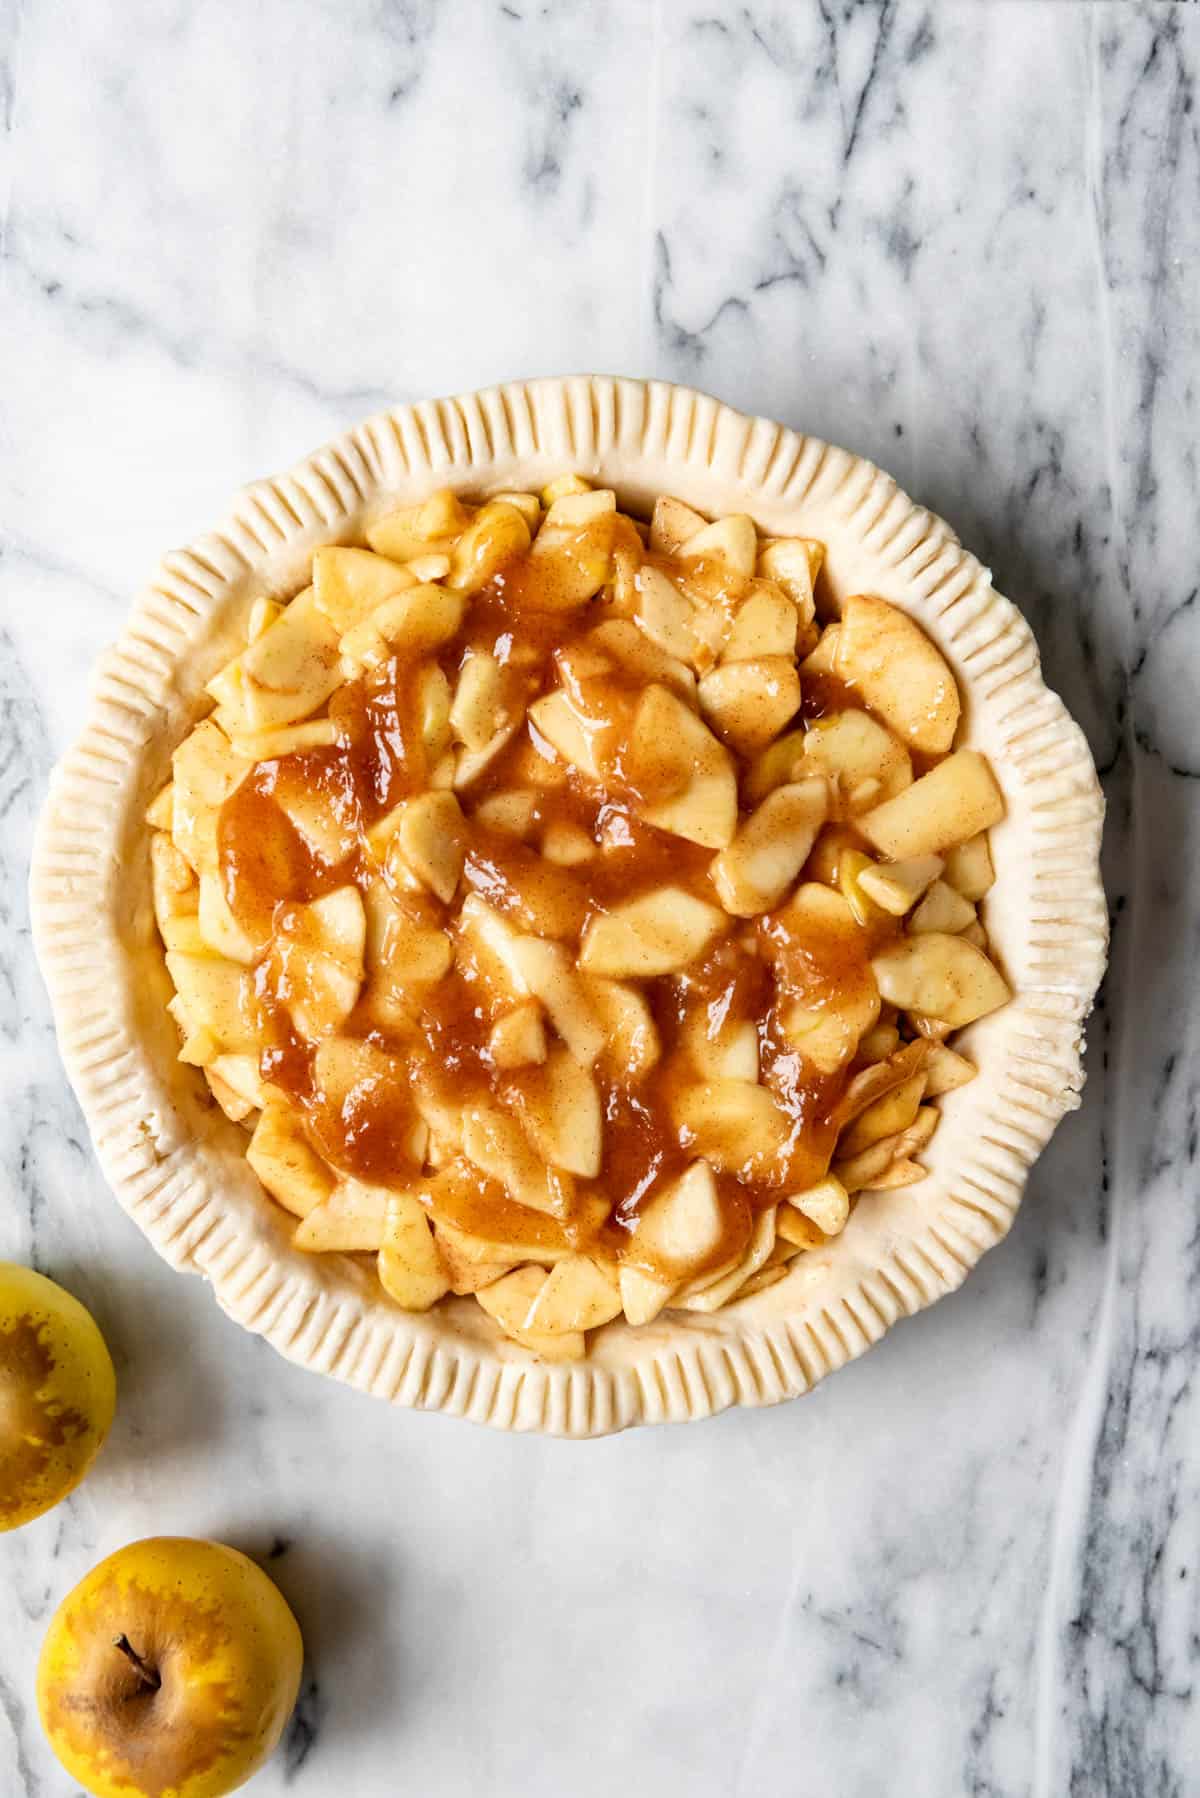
(1, 1), (1195, 1792)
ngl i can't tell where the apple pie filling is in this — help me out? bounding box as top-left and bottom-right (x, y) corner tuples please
(146, 478), (1009, 1357)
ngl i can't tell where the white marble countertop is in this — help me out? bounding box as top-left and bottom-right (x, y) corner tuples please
(2, 2), (1196, 1792)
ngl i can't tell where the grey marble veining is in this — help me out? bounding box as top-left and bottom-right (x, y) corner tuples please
(1, 2), (1196, 1793)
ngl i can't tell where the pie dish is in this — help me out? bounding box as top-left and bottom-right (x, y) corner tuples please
(31, 378), (1106, 1435)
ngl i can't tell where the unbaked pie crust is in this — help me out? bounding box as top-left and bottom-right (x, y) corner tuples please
(30, 378), (1106, 1435)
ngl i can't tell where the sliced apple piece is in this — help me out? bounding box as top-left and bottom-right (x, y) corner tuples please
(943, 832), (996, 902)
(619, 1264), (678, 1327)
(312, 546), (414, 633)
(585, 977), (661, 1076)
(230, 719), (341, 764)
(165, 952), (257, 1052)
(800, 710), (913, 819)
(145, 784), (175, 831)
(447, 500), (531, 593)
(628, 683), (738, 849)
(489, 1002), (548, 1070)
(836, 595), (960, 755)
(789, 1174), (850, 1236)
(541, 821), (596, 866)
(171, 720), (249, 876)
(240, 588), (342, 730)
(378, 1194), (451, 1311)
(674, 1208), (776, 1313)
(698, 657), (801, 757)
(710, 778), (827, 917)
(384, 791), (466, 904)
(910, 879), (976, 935)
(365, 487), (472, 562)
(776, 1205), (827, 1250)
(579, 887), (727, 978)
(679, 513), (757, 578)
(672, 1079), (790, 1178)
(488, 489), (541, 528)
(857, 855), (944, 916)
(681, 1008), (758, 1083)
(509, 939), (604, 1066)
(527, 690), (605, 781)
(633, 564), (703, 666)
(922, 1044), (977, 1096)
(625, 1161), (726, 1281)
(743, 728), (807, 805)
(859, 751), (1005, 861)
(293, 1179), (391, 1252)
(650, 494), (707, 555)
(522, 1255), (622, 1334)
(721, 581), (797, 662)
(461, 1103), (572, 1218)
(872, 933), (1012, 1028)
(839, 1073), (928, 1157)
(339, 583), (464, 670)
(151, 832), (197, 926)
(432, 1224), (517, 1296)
(449, 650), (518, 752)
(756, 538), (821, 625)
(506, 1046), (602, 1178)
(197, 872), (262, 966)
(247, 1105), (335, 1219)
(476, 1267), (586, 1361)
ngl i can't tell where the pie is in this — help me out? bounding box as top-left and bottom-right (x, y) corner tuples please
(32, 380), (1106, 1429)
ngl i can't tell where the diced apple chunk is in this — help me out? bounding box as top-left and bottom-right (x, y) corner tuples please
(151, 832), (198, 927)
(872, 933), (1012, 1028)
(377, 1194), (451, 1311)
(698, 658), (801, 757)
(836, 594), (960, 755)
(171, 720), (249, 877)
(743, 729), (807, 805)
(859, 751), (1005, 860)
(711, 778), (827, 916)
(450, 651), (518, 752)
(165, 952), (257, 1052)
(145, 784), (175, 831)
(580, 887), (727, 978)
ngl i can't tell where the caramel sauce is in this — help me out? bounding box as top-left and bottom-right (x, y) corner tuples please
(214, 510), (900, 1267)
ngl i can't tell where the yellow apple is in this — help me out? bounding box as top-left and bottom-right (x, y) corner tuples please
(0, 1263), (116, 1531)
(38, 1536), (303, 1798)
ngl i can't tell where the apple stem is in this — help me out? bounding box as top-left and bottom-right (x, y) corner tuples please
(112, 1634), (162, 1693)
